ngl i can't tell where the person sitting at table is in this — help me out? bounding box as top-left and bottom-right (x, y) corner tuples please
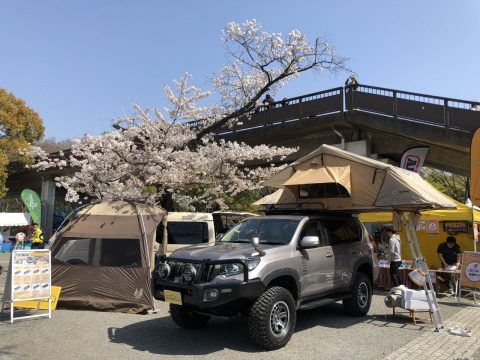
(387, 229), (402, 287)
(437, 236), (462, 294)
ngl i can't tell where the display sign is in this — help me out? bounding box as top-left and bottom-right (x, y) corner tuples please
(14, 286), (61, 310)
(416, 220), (426, 231)
(426, 220), (439, 234)
(11, 250), (51, 301)
(471, 128), (480, 207)
(460, 251), (480, 290)
(399, 260), (413, 269)
(443, 221), (471, 234)
(378, 260), (390, 268)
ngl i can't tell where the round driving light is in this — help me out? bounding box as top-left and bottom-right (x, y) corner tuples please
(157, 263), (171, 280)
(181, 264), (197, 284)
(206, 289), (219, 300)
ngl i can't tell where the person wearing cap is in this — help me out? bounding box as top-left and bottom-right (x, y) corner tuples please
(437, 236), (462, 294)
(387, 229), (402, 287)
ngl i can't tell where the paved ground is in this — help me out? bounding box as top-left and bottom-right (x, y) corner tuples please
(0, 253), (479, 359)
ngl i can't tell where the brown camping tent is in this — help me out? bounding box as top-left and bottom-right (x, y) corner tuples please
(255, 144), (456, 212)
(49, 201), (166, 313)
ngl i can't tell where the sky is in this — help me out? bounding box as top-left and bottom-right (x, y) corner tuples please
(0, 1), (479, 140)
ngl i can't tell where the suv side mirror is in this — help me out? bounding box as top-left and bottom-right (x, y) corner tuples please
(215, 233), (224, 241)
(300, 236), (320, 248)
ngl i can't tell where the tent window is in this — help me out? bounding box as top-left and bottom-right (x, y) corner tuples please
(54, 238), (93, 265)
(53, 237), (141, 267)
(298, 183), (350, 199)
(166, 222), (209, 244)
(324, 219), (362, 244)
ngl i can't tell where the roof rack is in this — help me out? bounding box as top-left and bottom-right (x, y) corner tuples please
(264, 206), (356, 217)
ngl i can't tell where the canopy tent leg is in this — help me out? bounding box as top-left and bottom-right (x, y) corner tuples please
(400, 211), (444, 331)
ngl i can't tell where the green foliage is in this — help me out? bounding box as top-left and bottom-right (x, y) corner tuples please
(422, 168), (467, 202)
(222, 190), (262, 214)
(0, 88), (45, 197)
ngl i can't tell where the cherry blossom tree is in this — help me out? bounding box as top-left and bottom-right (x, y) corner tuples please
(26, 20), (348, 210)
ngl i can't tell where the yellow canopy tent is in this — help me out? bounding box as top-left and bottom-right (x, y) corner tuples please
(359, 199), (479, 266)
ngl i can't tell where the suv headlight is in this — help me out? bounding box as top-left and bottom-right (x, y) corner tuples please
(219, 257), (261, 277)
(157, 262), (171, 280)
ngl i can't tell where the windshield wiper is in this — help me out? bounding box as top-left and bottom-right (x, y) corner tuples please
(220, 239), (250, 243)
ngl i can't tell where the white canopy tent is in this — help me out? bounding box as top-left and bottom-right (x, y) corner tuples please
(0, 213), (31, 227)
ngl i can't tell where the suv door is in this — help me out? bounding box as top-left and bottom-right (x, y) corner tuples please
(298, 220), (335, 298)
(323, 218), (364, 289)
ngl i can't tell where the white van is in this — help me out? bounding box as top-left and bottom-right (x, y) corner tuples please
(162, 211), (256, 254)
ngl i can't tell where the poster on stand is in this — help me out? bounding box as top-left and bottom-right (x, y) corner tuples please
(460, 251), (480, 290)
(11, 249), (51, 301)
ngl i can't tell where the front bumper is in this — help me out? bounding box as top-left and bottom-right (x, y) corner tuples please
(154, 278), (265, 309)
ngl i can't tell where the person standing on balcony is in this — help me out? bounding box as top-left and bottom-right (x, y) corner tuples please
(345, 74), (359, 90)
(262, 94), (275, 109)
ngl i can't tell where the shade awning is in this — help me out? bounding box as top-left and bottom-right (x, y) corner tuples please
(0, 213), (31, 226)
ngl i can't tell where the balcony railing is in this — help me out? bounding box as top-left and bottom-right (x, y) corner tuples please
(187, 84), (480, 136)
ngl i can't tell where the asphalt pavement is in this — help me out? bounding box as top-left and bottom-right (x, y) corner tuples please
(0, 253), (475, 360)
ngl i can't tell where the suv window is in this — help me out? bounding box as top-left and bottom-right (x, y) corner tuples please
(300, 220), (329, 246)
(166, 221), (209, 244)
(323, 219), (362, 245)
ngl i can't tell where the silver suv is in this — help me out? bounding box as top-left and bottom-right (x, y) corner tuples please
(154, 212), (378, 350)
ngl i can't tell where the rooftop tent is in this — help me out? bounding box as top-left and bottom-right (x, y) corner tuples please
(49, 201), (166, 313)
(258, 144), (456, 212)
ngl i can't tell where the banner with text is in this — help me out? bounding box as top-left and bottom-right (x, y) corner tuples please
(460, 251), (480, 290)
(21, 189), (41, 224)
(471, 128), (480, 207)
(400, 146), (429, 173)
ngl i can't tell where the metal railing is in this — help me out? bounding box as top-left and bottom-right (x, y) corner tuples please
(346, 84), (480, 132)
(188, 84), (480, 136)
(216, 87), (344, 135)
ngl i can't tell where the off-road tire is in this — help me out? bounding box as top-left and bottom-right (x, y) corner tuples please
(170, 304), (211, 329)
(248, 286), (296, 350)
(343, 272), (372, 316)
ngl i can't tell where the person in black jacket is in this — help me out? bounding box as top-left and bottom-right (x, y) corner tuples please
(437, 236), (462, 294)
(262, 94), (275, 109)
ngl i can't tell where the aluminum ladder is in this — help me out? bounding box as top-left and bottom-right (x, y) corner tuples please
(400, 212), (444, 330)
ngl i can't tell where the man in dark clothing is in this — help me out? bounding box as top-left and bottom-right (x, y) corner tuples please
(437, 236), (462, 294)
(262, 94), (275, 109)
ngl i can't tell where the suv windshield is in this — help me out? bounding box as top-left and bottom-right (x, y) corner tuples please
(220, 218), (299, 245)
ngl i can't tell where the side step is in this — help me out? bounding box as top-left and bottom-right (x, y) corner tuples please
(298, 294), (351, 310)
